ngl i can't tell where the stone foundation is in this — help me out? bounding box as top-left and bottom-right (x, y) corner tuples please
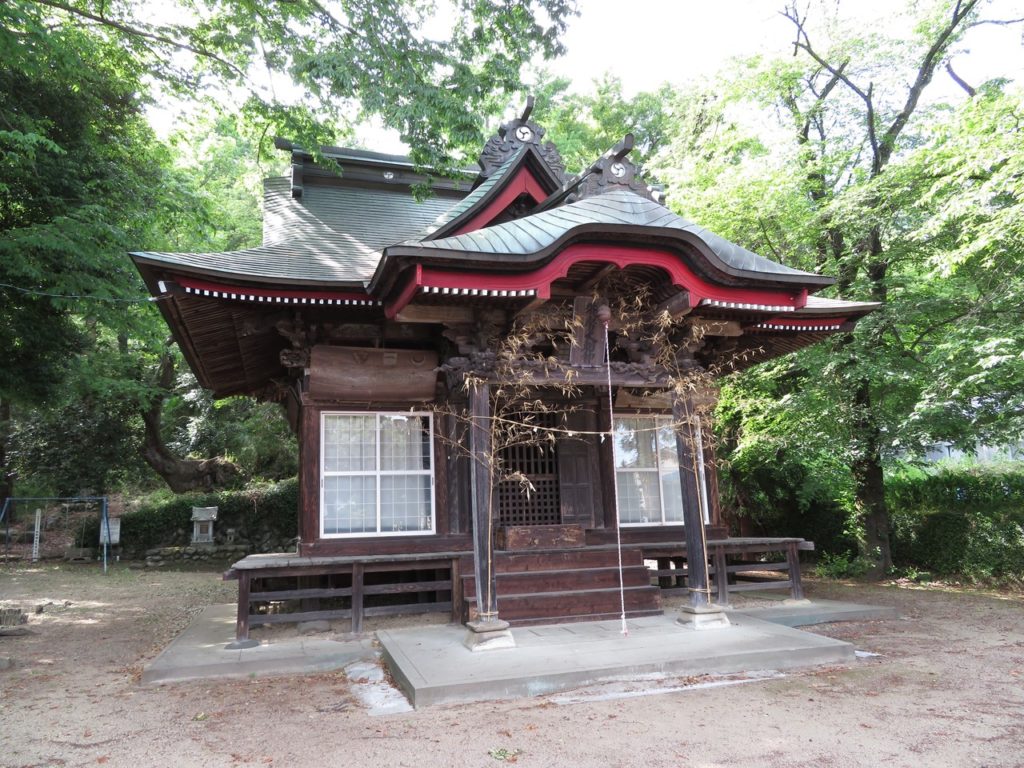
(144, 544), (251, 568)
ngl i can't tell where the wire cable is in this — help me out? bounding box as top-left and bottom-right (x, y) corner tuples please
(0, 281), (169, 303)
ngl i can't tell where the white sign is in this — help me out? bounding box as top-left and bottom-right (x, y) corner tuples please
(99, 517), (121, 545)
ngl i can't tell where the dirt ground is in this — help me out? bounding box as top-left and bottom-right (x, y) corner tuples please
(1, 563), (1022, 768)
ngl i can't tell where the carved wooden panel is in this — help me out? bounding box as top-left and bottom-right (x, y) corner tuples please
(308, 346), (438, 402)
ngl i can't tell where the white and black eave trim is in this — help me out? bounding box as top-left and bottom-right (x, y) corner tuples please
(419, 286), (538, 298)
(700, 298), (796, 312)
(179, 285), (381, 306)
(753, 322), (843, 332)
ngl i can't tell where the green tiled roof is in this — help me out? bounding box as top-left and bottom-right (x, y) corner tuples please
(133, 176), (459, 286)
(396, 188), (824, 282)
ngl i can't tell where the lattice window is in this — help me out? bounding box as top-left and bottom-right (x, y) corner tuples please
(497, 414), (561, 526)
(321, 412), (434, 537)
(612, 415), (710, 526)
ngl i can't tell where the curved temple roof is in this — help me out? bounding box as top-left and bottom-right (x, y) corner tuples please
(374, 188), (829, 297)
(129, 127), (878, 396)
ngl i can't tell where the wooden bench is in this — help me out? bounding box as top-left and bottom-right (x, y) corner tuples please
(223, 552), (465, 645)
(643, 537), (814, 603)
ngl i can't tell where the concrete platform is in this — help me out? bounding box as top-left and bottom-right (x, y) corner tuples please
(732, 597), (899, 627)
(141, 598), (897, 695)
(378, 613), (856, 708)
(142, 604), (374, 684)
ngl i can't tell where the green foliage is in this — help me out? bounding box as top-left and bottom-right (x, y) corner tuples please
(10, 394), (146, 496)
(530, 74), (676, 175)
(0, 7), (164, 406)
(162, 381), (298, 482)
(715, 368), (859, 555)
(888, 466), (1024, 580)
(10, 0), (577, 172)
(78, 478), (299, 555)
(814, 551), (872, 579)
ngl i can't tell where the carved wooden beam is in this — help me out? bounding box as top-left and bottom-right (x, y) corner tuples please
(652, 291), (693, 320)
(574, 263), (617, 293)
(688, 318), (743, 337)
(395, 305), (476, 324)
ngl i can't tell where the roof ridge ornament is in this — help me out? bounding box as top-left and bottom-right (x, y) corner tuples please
(477, 96), (566, 183)
(534, 135), (664, 213)
(576, 134), (663, 203)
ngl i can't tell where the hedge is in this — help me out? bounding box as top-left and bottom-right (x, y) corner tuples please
(79, 477), (298, 556)
(889, 466), (1024, 580)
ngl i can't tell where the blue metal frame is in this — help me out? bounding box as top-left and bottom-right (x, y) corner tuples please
(1, 496), (110, 572)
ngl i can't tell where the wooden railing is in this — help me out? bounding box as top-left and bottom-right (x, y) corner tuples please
(644, 537), (814, 603)
(224, 553), (464, 644)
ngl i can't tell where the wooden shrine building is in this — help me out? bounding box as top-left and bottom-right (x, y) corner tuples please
(132, 104), (877, 646)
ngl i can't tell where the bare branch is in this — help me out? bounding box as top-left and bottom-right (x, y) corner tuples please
(877, 0), (981, 169)
(968, 16), (1024, 27)
(781, 5), (871, 104)
(945, 61), (976, 97)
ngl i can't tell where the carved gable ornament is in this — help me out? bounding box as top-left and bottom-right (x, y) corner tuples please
(478, 97), (566, 183)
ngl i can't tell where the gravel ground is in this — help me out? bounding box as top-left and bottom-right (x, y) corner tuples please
(1, 563), (1022, 768)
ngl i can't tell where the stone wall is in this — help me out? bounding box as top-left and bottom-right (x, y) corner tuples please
(143, 544), (255, 568)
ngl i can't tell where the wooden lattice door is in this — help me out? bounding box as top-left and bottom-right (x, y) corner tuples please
(496, 414), (562, 526)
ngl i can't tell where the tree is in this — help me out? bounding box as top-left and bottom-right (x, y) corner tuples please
(0, 6), (169, 499)
(529, 74), (677, 174)
(652, 0), (1023, 573)
(15, 0), (577, 170)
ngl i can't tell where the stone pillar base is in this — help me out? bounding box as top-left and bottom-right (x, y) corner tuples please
(677, 603), (732, 630)
(463, 619), (516, 652)
(225, 638), (260, 650)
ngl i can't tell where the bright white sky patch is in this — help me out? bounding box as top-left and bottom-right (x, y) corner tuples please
(550, 0), (1023, 97)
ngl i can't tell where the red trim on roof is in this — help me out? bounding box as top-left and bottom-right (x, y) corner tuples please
(449, 167), (549, 237)
(384, 244), (808, 318)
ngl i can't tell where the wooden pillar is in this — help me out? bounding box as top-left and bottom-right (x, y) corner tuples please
(225, 571), (259, 649)
(297, 404), (319, 555)
(787, 542), (805, 600)
(693, 387), (722, 528)
(673, 393), (712, 609)
(468, 382), (499, 622)
(236, 571), (251, 641)
(713, 546), (730, 605)
(351, 562), (364, 633)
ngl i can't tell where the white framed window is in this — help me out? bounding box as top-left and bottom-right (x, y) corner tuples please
(320, 412), (435, 537)
(613, 415), (710, 526)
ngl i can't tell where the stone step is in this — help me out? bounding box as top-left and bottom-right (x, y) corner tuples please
(484, 586), (662, 624)
(462, 565), (652, 599)
(491, 547), (645, 573)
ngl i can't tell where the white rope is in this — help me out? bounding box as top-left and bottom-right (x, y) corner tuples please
(604, 321), (629, 637)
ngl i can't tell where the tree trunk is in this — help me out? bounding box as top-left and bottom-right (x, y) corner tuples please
(141, 350), (240, 493)
(0, 398), (12, 513)
(851, 378), (892, 574)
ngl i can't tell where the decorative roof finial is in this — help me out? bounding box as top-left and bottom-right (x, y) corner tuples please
(575, 133), (662, 202)
(477, 96), (566, 183)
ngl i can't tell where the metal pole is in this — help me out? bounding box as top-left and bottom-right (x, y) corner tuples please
(102, 498), (109, 574)
(1, 497), (9, 562)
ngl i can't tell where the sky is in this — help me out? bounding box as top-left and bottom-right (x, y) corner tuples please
(547, 0), (1023, 98)
(356, 0), (1024, 152)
